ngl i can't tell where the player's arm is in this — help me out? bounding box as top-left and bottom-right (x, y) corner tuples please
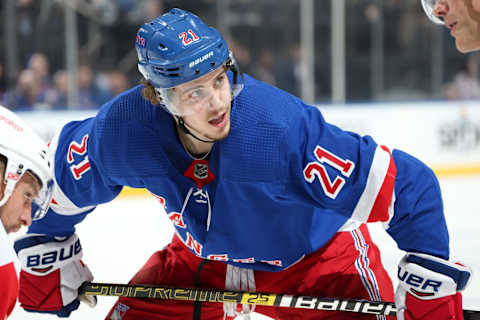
(29, 116), (124, 236)
(287, 104), (396, 227)
(14, 114), (124, 317)
(386, 150), (471, 320)
(288, 104), (471, 319)
(0, 262), (18, 319)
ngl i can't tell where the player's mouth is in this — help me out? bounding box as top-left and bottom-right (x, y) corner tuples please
(208, 112), (227, 128)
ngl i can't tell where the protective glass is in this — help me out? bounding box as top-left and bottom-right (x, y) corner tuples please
(0, 158), (54, 221)
(421, 0), (445, 25)
(30, 176), (54, 220)
(155, 57), (244, 117)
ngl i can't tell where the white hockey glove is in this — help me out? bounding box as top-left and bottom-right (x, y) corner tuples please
(14, 233), (96, 317)
(395, 252), (471, 320)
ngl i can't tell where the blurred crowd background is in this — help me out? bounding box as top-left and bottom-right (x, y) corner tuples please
(0, 0), (479, 111)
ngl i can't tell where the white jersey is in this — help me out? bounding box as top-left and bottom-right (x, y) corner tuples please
(0, 223), (18, 319)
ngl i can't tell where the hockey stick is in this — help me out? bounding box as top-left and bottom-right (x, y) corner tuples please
(79, 282), (480, 318)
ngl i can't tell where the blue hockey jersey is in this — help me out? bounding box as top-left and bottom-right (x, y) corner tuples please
(29, 75), (450, 271)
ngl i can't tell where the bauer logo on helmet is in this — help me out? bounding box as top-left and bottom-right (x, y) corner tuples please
(189, 51), (214, 68)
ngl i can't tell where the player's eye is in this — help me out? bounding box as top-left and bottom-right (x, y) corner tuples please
(23, 192), (34, 205)
(185, 89), (205, 103)
(190, 89), (201, 98)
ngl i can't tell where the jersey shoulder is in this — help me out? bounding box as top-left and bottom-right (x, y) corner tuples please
(236, 74), (309, 128)
(221, 75), (315, 182)
(96, 85), (164, 122)
(88, 85), (174, 179)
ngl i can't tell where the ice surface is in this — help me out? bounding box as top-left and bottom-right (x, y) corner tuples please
(8, 176), (480, 319)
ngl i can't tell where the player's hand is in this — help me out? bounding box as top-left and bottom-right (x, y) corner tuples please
(395, 252), (471, 320)
(14, 233), (96, 317)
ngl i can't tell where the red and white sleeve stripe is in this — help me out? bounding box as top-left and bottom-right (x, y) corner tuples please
(341, 145), (397, 231)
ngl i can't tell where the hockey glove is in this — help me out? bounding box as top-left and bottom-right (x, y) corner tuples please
(14, 233), (96, 317)
(395, 252), (471, 320)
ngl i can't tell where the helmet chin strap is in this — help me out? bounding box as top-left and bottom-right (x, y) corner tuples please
(169, 64), (239, 145)
(176, 116), (216, 144)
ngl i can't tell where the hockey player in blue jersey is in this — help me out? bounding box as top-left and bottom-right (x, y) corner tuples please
(14, 8), (471, 320)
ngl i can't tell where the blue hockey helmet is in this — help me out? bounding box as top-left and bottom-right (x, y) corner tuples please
(136, 8), (243, 116)
(137, 8), (232, 88)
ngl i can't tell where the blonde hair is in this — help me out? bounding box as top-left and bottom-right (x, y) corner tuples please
(140, 79), (160, 105)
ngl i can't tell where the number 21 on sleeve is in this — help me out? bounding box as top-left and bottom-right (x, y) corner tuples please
(67, 135), (91, 180)
(303, 146), (355, 199)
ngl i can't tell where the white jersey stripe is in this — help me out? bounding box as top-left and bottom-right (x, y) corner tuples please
(350, 145), (391, 224)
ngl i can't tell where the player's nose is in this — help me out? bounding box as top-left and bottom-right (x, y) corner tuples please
(208, 89), (225, 110)
(21, 207), (32, 227)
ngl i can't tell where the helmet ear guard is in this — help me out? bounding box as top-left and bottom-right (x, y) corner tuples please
(225, 53), (244, 99)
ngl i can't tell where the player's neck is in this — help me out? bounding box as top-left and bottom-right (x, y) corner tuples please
(177, 128), (213, 160)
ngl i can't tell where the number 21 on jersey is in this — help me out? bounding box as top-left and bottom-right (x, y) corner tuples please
(67, 134), (91, 180)
(303, 146), (355, 199)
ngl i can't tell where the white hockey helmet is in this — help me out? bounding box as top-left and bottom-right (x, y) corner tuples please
(421, 0), (445, 25)
(0, 105), (54, 220)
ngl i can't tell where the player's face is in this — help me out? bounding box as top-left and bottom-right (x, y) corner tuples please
(174, 67), (232, 141)
(465, 0), (480, 22)
(468, 0), (480, 12)
(434, 0), (480, 52)
(0, 172), (40, 233)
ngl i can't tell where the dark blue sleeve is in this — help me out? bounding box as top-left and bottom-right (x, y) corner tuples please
(388, 149), (450, 259)
(28, 87), (159, 237)
(287, 103), (396, 222)
(284, 100), (449, 259)
(28, 116), (123, 236)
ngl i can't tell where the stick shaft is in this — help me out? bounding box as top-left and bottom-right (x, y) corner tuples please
(80, 282), (480, 319)
(79, 282), (397, 316)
